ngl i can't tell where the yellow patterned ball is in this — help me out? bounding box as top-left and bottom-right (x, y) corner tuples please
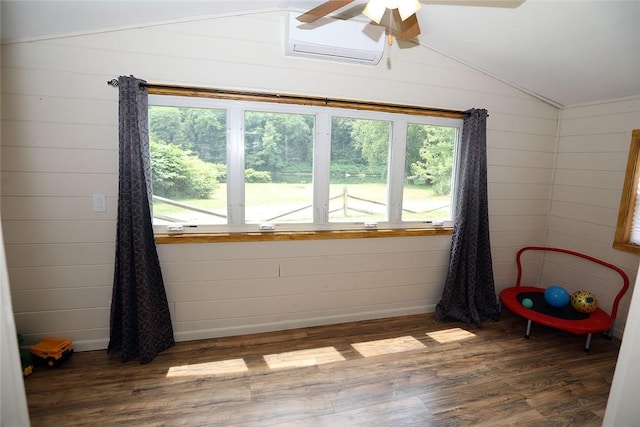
(571, 291), (598, 313)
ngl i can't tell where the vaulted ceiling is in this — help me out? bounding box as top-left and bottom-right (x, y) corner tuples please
(2, 0), (639, 107)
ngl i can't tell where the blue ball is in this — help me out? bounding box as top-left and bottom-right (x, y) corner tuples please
(544, 285), (570, 308)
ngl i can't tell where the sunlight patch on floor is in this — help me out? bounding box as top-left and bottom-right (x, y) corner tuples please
(166, 358), (248, 377)
(165, 330), (475, 378)
(352, 336), (426, 357)
(427, 328), (476, 343)
(263, 346), (345, 369)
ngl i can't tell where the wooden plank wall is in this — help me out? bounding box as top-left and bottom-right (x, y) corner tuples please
(544, 97), (640, 335)
(1, 11), (578, 350)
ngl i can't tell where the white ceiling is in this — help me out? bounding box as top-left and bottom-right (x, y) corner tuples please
(2, 0), (639, 107)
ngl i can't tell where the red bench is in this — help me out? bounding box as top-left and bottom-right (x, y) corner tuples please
(499, 246), (629, 351)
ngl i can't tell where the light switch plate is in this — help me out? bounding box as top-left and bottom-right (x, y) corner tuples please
(92, 193), (106, 212)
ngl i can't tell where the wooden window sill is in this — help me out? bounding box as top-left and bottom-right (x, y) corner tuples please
(613, 242), (640, 255)
(155, 227), (454, 244)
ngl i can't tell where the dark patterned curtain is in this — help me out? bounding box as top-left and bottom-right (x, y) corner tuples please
(108, 75), (175, 363)
(435, 108), (500, 328)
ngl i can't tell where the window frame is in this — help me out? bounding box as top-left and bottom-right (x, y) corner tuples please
(146, 85), (464, 242)
(614, 129), (640, 254)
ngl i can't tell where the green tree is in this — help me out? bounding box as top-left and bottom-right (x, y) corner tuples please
(149, 107), (182, 144)
(331, 117), (360, 165)
(406, 124), (428, 178)
(149, 106), (226, 164)
(244, 112), (313, 179)
(252, 120), (284, 172)
(177, 108), (226, 163)
(150, 138), (219, 199)
(351, 119), (390, 167)
(410, 126), (456, 195)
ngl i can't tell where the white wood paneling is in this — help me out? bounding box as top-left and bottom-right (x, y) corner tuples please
(5, 243), (115, 268)
(1, 146), (118, 173)
(549, 200), (618, 227)
(489, 215), (547, 232)
(1, 93), (116, 125)
(1, 120), (117, 150)
(558, 133), (631, 153)
(1, 196), (116, 220)
(560, 112), (639, 136)
(488, 165), (553, 184)
(11, 286), (112, 312)
(552, 169), (624, 191)
(555, 151), (630, 171)
(489, 147), (555, 168)
(489, 183), (550, 201)
(544, 97), (640, 337)
(489, 199), (550, 216)
(2, 220), (116, 244)
(166, 275), (360, 302)
(8, 264), (113, 290)
(551, 185), (622, 208)
(547, 216), (616, 247)
(1, 172), (117, 197)
(162, 259), (279, 283)
(487, 130), (556, 152)
(14, 307), (109, 334)
(1, 10), (560, 350)
(278, 250), (448, 277)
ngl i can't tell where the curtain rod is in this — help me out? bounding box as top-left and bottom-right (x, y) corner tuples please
(106, 79), (467, 119)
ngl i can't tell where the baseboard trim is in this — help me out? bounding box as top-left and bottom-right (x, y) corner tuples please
(70, 305), (438, 352)
(174, 305), (436, 343)
(72, 339), (109, 352)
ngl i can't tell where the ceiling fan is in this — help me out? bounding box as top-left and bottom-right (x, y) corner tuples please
(297, 0), (524, 45)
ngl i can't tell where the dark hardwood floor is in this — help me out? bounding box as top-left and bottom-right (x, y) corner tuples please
(24, 309), (620, 426)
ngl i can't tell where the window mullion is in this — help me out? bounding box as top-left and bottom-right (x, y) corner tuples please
(227, 105), (245, 228)
(314, 112), (331, 226)
(388, 120), (407, 224)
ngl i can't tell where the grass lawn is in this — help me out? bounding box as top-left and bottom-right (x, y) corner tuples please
(153, 183), (450, 223)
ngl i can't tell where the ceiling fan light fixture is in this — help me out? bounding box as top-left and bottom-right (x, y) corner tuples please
(362, 0), (387, 24)
(397, 0), (421, 21)
(363, 0), (422, 24)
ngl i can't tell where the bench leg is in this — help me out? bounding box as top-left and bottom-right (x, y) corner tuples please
(584, 334), (592, 352)
(525, 320), (532, 339)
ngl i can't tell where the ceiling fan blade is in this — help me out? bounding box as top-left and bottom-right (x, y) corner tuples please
(422, 0), (525, 8)
(395, 11), (421, 39)
(297, 0), (356, 23)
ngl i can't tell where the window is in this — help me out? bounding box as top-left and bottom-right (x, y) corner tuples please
(148, 91), (463, 236)
(329, 116), (391, 224)
(614, 129), (640, 254)
(244, 110), (315, 225)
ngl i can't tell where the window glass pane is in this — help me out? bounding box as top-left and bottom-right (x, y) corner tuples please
(149, 93), (463, 234)
(614, 130), (640, 253)
(148, 106), (228, 225)
(244, 111), (315, 224)
(404, 124), (457, 221)
(329, 117), (390, 223)
(629, 176), (640, 244)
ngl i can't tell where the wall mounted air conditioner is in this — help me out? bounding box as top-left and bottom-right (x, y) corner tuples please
(285, 14), (385, 65)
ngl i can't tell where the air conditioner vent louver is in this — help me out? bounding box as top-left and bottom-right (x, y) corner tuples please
(285, 14), (385, 65)
(292, 43), (379, 62)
